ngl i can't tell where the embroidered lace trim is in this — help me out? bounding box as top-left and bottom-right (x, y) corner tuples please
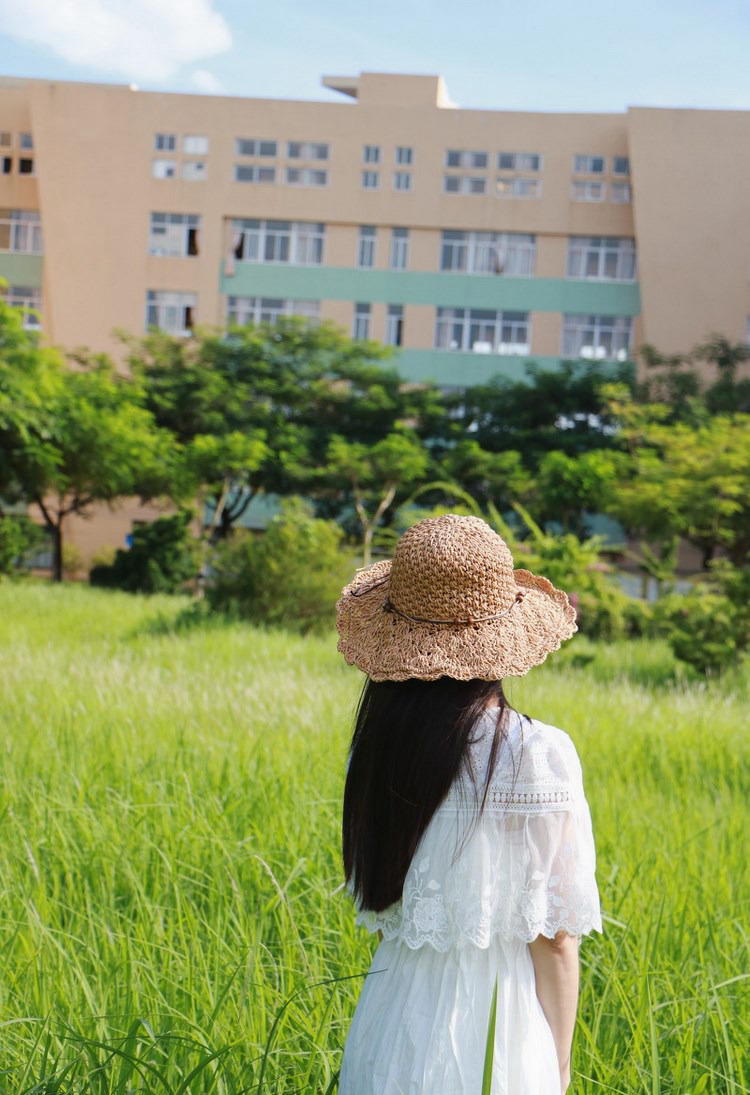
(442, 784), (572, 813)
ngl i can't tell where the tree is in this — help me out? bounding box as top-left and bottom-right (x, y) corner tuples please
(322, 431), (430, 565)
(534, 449), (625, 536)
(0, 305), (177, 581)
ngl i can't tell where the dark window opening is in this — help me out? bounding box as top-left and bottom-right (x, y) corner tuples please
(187, 227), (199, 256)
(19, 158), (34, 175)
(1, 157), (11, 175)
(184, 306), (195, 331)
(234, 235), (245, 260)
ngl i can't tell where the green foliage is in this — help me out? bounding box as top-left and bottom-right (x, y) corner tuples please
(206, 498), (353, 633)
(0, 515), (45, 577)
(656, 561), (750, 676)
(90, 512), (198, 594)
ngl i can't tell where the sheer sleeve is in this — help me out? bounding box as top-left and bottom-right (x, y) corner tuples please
(356, 718), (602, 950)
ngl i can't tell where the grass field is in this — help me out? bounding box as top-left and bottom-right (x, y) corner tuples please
(1, 583), (748, 1094)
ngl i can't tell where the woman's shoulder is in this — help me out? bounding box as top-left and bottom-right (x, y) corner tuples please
(472, 710), (583, 789)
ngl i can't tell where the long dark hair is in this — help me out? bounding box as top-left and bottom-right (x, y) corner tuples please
(342, 677), (512, 912)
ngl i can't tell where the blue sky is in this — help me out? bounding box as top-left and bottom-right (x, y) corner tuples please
(0, 0), (748, 112)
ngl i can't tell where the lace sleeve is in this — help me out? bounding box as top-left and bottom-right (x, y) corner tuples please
(357, 720), (602, 949)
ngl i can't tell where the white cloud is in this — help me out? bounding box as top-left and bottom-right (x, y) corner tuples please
(191, 68), (223, 94)
(0, 0), (232, 83)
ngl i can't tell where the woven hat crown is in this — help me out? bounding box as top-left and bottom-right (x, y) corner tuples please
(389, 515), (517, 622)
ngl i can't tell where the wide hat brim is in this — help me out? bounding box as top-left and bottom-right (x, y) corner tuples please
(336, 560), (577, 681)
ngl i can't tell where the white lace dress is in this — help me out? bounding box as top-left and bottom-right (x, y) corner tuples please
(338, 710), (602, 1095)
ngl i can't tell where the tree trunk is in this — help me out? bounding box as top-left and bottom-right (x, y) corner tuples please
(362, 524), (374, 568)
(52, 517), (64, 582)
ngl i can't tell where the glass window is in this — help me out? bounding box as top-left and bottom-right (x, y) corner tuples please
(573, 155), (606, 174)
(439, 230), (535, 276)
(566, 237), (636, 281)
(18, 159), (34, 176)
(183, 135), (208, 154)
(393, 171), (412, 191)
(0, 209), (43, 254)
(390, 227), (409, 270)
(152, 159), (177, 179)
(361, 170), (379, 189)
(358, 226), (377, 268)
(0, 132), (11, 147)
(496, 176), (541, 199)
(235, 138), (277, 156)
(226, 296), (319, 326)
(434, 307), (530, 353)
(612, 156), (630, 176)
(497, 152), (542, 171)
(1, 157), (11, 175)
(287, 141), (329, 160)
(181, 161), (207, 181)
(561, 314), (632, 360)
(443, 175), (486, 195)
(231, 219), (325, 266)
(363, 145), (380, 163)
(148, 212), (201, 257)
(571, 180), (605, 202)
(146, 290), (197, 336)
(353, 302), (371, 340)
(234, 164), (276, 183)
(396, 146), (413, 165)
(445, 149), (488, 168)
(19, 132), (33, 150)
(610, 182), (632, 204)
(285, 167), (327, 186)
(385, 305), (404, 347)
(2, 284), (42, 329)
(154, 133), (176, 151)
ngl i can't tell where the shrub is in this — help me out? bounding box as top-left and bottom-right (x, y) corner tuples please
(62, 542), (85, 579)
(655, 562), (750, 675)
(206, 499), (354, 633)
(0, 516), (46, 577)
(90, 512), (198, 594)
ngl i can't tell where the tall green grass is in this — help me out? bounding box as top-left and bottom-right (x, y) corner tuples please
(0, 583), (748, 1093)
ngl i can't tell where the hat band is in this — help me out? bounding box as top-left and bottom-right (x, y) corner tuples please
(384, 589), (526, 627)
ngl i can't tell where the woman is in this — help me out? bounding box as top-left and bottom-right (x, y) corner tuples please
(336, 514), (601, 1095)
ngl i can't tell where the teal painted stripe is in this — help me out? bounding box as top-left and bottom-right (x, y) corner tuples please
(393, 350), (631, 386)
(220, 264), (641, 316)
(0, 253), (44, 288)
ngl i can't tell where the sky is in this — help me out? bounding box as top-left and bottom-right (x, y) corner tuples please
(0, 0), (748, 113)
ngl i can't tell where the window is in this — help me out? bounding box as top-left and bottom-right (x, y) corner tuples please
(361, 170), (379, 189)
(148, 212), (201, 257)
(610, 183), (632, 204)
(2, 157), (11, 175)
(146, 290), (197, 336)
(287, 141), (329, 160)
(497, 152), (542, 171)
(234, 164), (276, 183)
(152, 159), (177, 179)
(561, 314), (632, 360)
(0, 209), (43, 253)
(358, 225), (377, 268)
(154, 133), (176, 151)
(440, 231), (536, 277)
(363, 145), (380, 164)
(571, 180), (605, 202)
(573, 155), (606, 174)
(181, 161), (207, 181)
(566, 237), (636, 281)
(235, 138), (277, 156)
(183, 135), (208, 154)
(435, 307), (530, 354)
(353, 302), (371, 340)
(495, 176), (541, 199)
(226, 296), (320, 326)
(19, 132), (33, 150)
(2, 285), (42, 330)
(18, 158), (34, 175)
(285, 167), (328, 187)
(0, 132), (10, 147)
(444, 175), (486, 195)
(396, 146), (413, 165)
(231, 219), (325, 265)
(445, 149), (488, 168)
(393, 171), (412, 191)
(385, 305), (404, 347)
(390, 227), (409, 270)
(612, 156), (630, 176)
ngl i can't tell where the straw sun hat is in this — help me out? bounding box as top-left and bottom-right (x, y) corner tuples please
(336, 514), (577, 682)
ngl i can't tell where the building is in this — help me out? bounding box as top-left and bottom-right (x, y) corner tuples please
(1, 71), (749, 560)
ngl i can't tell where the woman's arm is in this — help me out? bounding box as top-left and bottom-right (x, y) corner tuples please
(528, 931), (580, 1094)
